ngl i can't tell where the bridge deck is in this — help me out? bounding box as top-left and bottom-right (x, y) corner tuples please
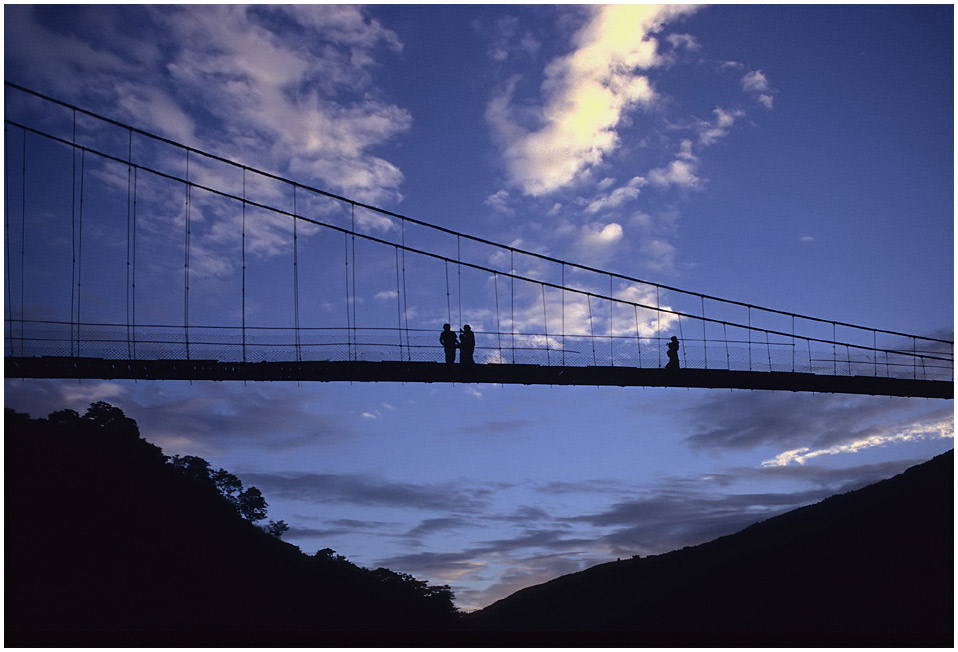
(5, 356), (952, 399)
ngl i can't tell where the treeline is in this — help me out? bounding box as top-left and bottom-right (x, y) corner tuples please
(6, 402), (460, 645)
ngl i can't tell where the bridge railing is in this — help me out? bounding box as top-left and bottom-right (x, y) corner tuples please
(5, 319), (953, 382)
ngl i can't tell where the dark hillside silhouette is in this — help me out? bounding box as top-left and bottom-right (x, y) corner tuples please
(5, 405), (459, 646)
(469, 450), (953, 646)
(6, 401), (951, 647)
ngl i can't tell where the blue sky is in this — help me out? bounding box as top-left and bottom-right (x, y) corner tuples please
(3, 4), (953, 611)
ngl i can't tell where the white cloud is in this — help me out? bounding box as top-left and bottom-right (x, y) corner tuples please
(6, 5), (413, 257)
(639, 237), (677, 272)
(487, 5), (701, 197)
(666, 33), (700, 51)
(697, 107), (745, 146)
(742, 70), (775, 109)
(577, 222), (624, 255)
(648, 140), (701, 189)
(485, 189), (514, 215)
(761, 418), (954, 467)
(584, 176), (647, 214)
(741, 70), (770, 92)
(486, 15), (541, 63)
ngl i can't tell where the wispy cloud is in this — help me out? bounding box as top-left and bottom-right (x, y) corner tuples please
(242, 471), (493, 512)
(681, 391), (953, 455)
(647, 139), (701, 189)
(5, 5), (412, 270)
(741, 69), (775, 109)
(583, 176), (647, 214)
(761, 417), (954, 467)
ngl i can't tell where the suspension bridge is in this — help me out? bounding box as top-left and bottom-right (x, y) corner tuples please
(4, 83), (952, 398)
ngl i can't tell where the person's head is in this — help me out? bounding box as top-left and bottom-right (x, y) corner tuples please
(463, 324), (471, 331)
(671, 336), (678, 342)
(443, 323), (450, 331)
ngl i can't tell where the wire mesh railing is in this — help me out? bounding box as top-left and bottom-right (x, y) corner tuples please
(5, 319), (953, 382)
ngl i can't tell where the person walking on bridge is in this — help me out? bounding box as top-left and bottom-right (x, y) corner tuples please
(665, 336), (680, 370)
(440, 323), (459, 365)
(459, 325), (476, 365)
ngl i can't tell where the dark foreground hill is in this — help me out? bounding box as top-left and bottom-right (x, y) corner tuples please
(5, 405), (460, 647)
(468, 450), (954, 646)
(7, 402), (952, 647)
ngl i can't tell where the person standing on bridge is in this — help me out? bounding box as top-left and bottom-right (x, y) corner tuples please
(440, 323), (459, 364)
(665, 336), (680, 370)
(459, 324), (476, 365)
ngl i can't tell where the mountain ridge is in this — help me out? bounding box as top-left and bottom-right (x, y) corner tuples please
(467, 449), (953, 645)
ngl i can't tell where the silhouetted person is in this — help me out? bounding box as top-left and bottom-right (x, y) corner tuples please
(440, 323), (458, 364)
(459, 324), (475, 365)
(665, 335), (680, 370)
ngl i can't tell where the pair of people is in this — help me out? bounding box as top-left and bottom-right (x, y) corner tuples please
(440, 323), (475, 365)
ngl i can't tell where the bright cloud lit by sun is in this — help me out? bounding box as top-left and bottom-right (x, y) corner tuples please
(761, 418), (955, 467)
(487, 4), (701, 197)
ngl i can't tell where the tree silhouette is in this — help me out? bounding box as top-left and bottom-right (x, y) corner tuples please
(237, 486), (268, 522)
(83, 400), (139, 435)
(263, 519), (289, 538)
(211, 468), (244, 506)
(48, 408), (80, 424)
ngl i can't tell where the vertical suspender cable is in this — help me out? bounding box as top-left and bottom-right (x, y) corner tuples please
(678, 314), (686, 368)
(4, 126), (13, 354)
(20, 130), (27, 355)
(401, 219), (410, 359)
(241, 168), (247, 362)
(70, 112), (76, 357)
(701, 295), (708, 370)
(656, 286), (661, 368)
(541, 283), (549, 365)
(350, 203), (357, 356)
(723, 322), (730, 370)
(587, 294), (597, 365)
(394, 246), (403, 360)
(184, 149), (191, 361)
(561, 264), (565, 366)
(457, 234), (462, 328)
(766, 330), (772, 371)
(76, 149), (85, 357)
(445, 260), (451, 324)
(343, 230), (351, 361)
(494, 272), (502, 361)
(634, 305), (642, 368)
(747, 306), (752, 371)
(832, 322), (837, 375)
(510, 249), (515, 363)
(293, 185), (301, 362)
(131, 166), (138, 361)
(609, 275), (614, 365)
(872, 329), (877, 376)
(912, 336), (916, 379)
(126, 129), (133, 359)
(792, 314), (796, 372)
